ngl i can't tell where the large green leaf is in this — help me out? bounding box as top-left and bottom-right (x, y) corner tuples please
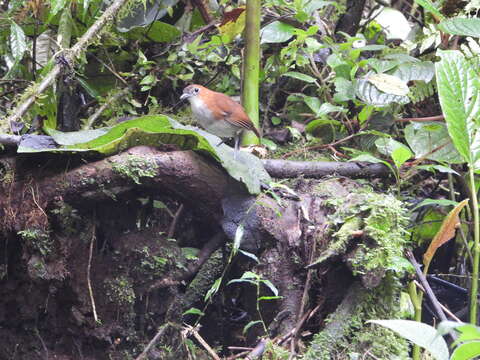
(260, 21), (296, 44)
(124, 21), (181, 43)
(435, 50), (480, 165)
(369, 320), (449, 360)
(10, 22), (27, 62)
(404, 122), (463, 164)
(392, 61), (435, 82)
(356, 78), (409, 106)
(18, 115), (270, 194)
(439, 18), (480, 38)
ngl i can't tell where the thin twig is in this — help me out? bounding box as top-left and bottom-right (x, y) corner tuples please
(414, 280), (462, 322)
(184, 325), (221, 360)
(134, 324), (169, 360)
(396, 115), (444, 123)
(282, 132), (358, 158)
(167, 204), (184, 239)
(90, 54), (128, 86)
(83, 87), (130, 129)
(34, 327), (49, 360)
(406, 250), (456, 342)
(288, 227), (319, 359)
(87, 221), (99, 323)
(30, 185), (48, 220)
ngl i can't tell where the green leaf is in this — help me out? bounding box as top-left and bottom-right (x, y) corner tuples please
(238, 249), (259, 263)
(124, 21), (181, 43)
(369, 320), (449, 360)
(451, 341), (480, 360)
(204, 277), (222, 302)
(411, 198), (459, 212)
(10, 22), (27, 62)
(392, 61), (435, 82)
(439, 18), (480, 38)
(404, 122), (463, 164)
(45, 128), (110, 145)
(375, 137), (413, 168)
(57, 7), (73, 48)
(48, 0), (69, 21)
(140, 74), (156, 85)
(283, 71), (316, 83)
(261, 279), (279, 296)
(367, 73), (409, 96)
(416, 164), (459, 175)
(413, 0), (445, 20)
(436, 50), (480, 165)
(258, 296), (282, 301)
(391, 146), (413, 169)
(183, 307), (204, 316)
(260, 21), (296, 44)
(356, 79), (410, 106)
(243, 320), (263, 335)
(20, 116), (271, 195)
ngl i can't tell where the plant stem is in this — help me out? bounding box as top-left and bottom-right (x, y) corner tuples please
(241, 0), (261, 145)
(408, 281), (421, 360)
(469, 165), (479, 324)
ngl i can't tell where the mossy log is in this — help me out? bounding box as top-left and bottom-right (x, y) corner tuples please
(0, 146), (410, 359)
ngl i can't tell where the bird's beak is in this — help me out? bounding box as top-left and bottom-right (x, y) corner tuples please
(180, 93), (190, 100)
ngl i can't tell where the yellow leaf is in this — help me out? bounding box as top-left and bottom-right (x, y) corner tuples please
(367, 73), (409, 96)
(218, 7), (246, 44)
(423, 199), (469, 270)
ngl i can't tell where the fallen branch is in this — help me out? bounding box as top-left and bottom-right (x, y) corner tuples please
(262, 159), (390, 178)
(0, 134), (21, 146)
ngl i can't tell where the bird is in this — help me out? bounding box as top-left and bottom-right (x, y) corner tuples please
(180, 84), (260, 154)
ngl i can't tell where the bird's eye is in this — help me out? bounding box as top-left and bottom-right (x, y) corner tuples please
(194, 88), (199, 93)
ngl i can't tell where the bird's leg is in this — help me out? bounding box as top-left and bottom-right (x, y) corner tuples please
(234, 134), (240, 152)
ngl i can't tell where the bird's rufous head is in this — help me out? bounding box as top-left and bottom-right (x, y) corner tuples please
(180, 84), (204, 101)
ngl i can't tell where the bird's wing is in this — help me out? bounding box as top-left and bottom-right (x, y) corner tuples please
(214, 93), (261, 137)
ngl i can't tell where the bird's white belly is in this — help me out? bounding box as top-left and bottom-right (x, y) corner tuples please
(190, 99), (238, 138)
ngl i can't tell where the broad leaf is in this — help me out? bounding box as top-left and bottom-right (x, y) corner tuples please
(10, 22), (27, 62)
(356, 79), (409, 106)
(18, 116), (271, 195)
(392, 61), (435, 82)
(117, 0), (179, 31)
(260, 21), (296, 44)
(375, 137), (412, 168)
(369, 320), (449, 360)
(439, 18), (480, 38)
(451, 341), (480, 360)
(283, 71), (316, 83)
(411, 198), (459, 211)
(367, 74), (409, 96)
(435, 50), (480, 165)
(404, 122), (463, 164)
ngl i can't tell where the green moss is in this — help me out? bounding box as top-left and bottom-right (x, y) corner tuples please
(136, 245), (168, 276)
(104, 276), (136, 306)
(184, 249), (224, 308)
(18, 229), (53, 256)
(319, 186), (410, 276)
(112, 155), (158, 185)
(305, 276), (410, 360)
